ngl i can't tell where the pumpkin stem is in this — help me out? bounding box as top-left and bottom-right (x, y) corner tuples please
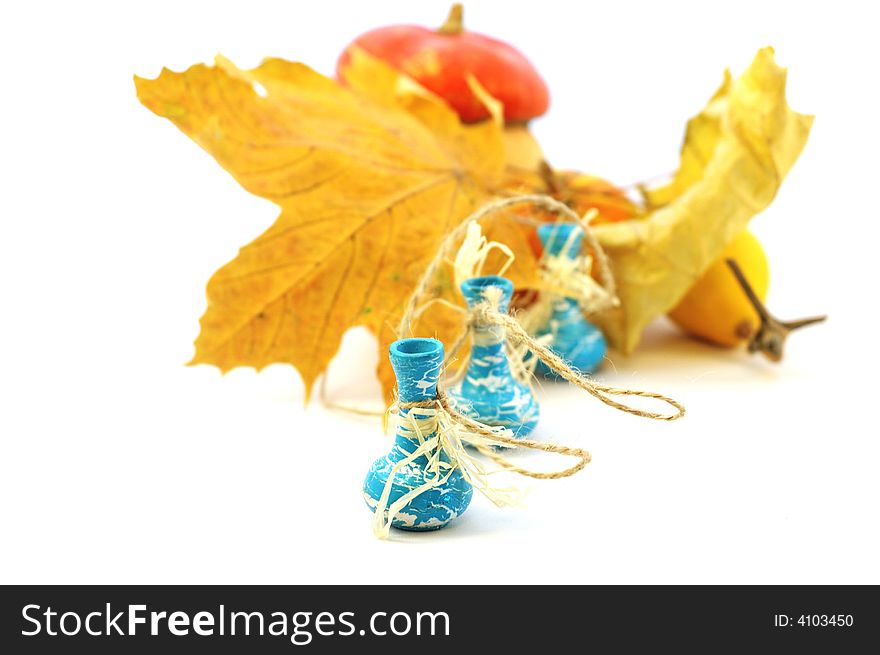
(725, 258), (826, 362)
(438, 3), (465, 35)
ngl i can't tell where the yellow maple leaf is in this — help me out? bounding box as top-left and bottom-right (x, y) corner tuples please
(135, 50), (536, 399)
(594, 48), (813, 353)
(137, 44), (810, 393)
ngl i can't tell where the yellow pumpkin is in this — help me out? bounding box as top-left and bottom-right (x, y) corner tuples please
(668, 230), (769, 347)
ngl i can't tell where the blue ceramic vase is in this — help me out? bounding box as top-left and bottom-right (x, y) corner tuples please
(533, 223), (607, 378)
(448, 275), (540, 437)
(363, 338), (472, 531)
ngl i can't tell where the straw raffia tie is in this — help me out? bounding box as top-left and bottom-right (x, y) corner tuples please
(371, 391), (591, 537)
(400, 393), (591, 479)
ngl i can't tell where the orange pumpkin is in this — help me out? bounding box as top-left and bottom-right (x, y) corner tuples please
(337, 4), (549, 124)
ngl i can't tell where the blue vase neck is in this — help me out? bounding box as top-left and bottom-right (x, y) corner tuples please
(539, 224), (584, 308)
(389, 338), (444, 460)
(462, 330), (515, 396)
(457, 276), (516, 396)
(538, 223), (583, 259)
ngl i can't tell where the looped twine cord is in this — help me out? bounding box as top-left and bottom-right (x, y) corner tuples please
(372, 391), (591, 538)
(473, 286), (685, 421)
(393, 193), (684, 421)
(397, 194), (617, 339)
(397, 194), (622, 390)
(406, 393), (591, 478)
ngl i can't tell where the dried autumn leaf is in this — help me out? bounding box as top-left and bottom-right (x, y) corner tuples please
(593, 48), (813, 353)
(639, 72), (731, 210)
(135, 50), (538, 400)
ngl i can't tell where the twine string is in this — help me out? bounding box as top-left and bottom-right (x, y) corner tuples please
(400, 396), (591, 478)
(372, 392), (592, 538)
(426, 393), (591, 478)
(473, 287), (685, 421)
(397, 194), (617, 338)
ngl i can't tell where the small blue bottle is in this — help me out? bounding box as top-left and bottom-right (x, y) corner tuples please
(533, 223), (607, 378)
(363, 338), (472, 531)
(448, 275), (540, 437)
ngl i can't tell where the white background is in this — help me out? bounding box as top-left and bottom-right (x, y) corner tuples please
(1, 0), (878, 584)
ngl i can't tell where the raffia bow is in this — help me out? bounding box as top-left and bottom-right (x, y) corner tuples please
(372, 390), (591, 538)
(516, 213), (617, 340)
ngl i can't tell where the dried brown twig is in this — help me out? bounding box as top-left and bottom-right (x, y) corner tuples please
(726, 259), (826, 362)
